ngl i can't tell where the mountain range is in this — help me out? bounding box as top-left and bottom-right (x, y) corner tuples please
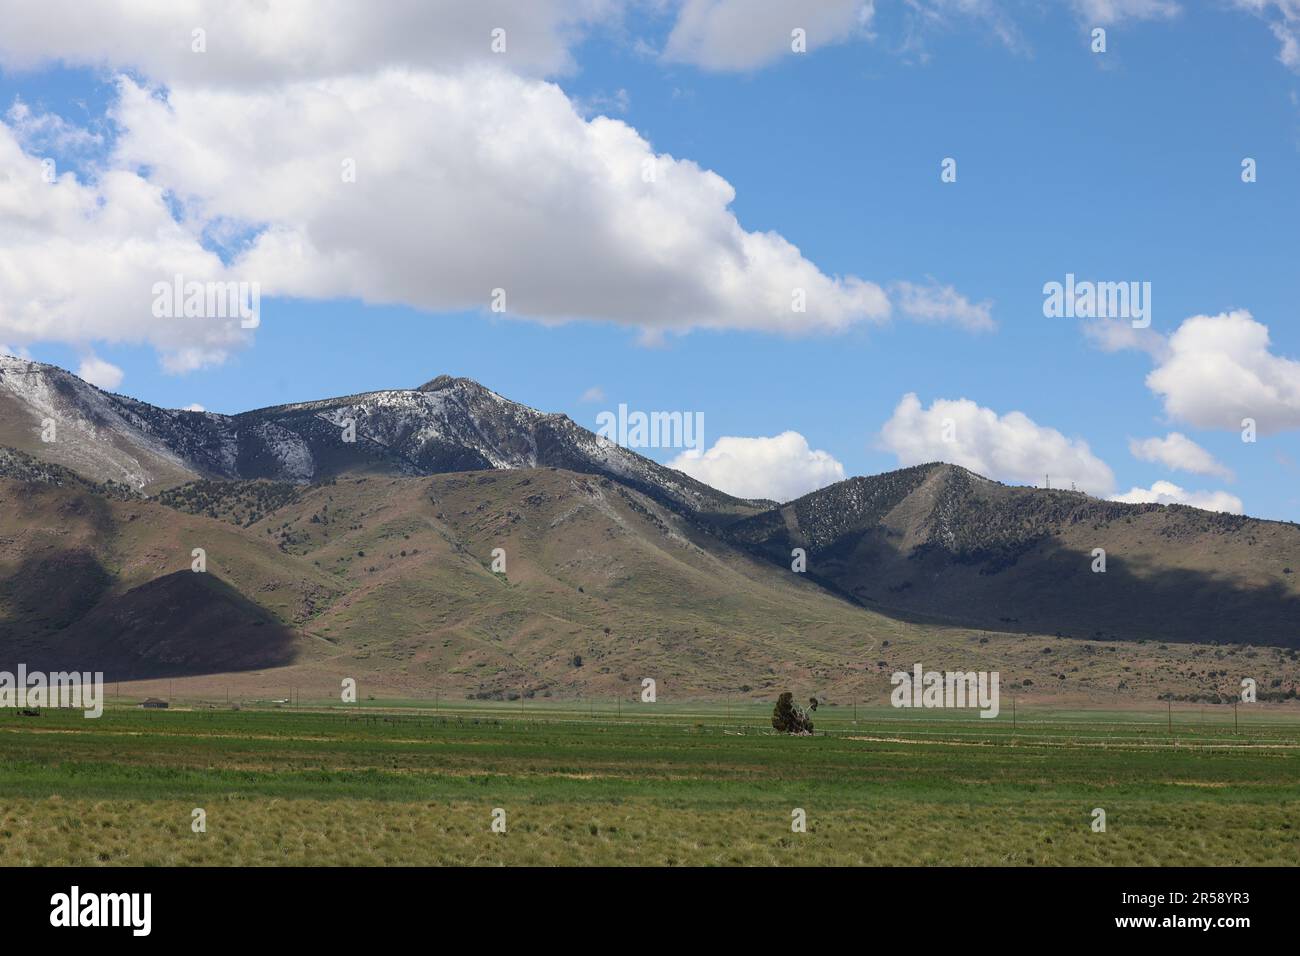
(2, 354), (1298, 702)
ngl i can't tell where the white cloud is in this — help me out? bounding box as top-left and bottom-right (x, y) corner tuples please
(669, 431), (845, 502)
(0, 0), (621, 82)
(111, 69), (894, 336)
(182, 402), (206, 412)
(1145, 310), (1300, 434)
(663, 0), (874, 71)
(1110, 480), (1243, 514)
(76, 355), (124, 390)
(879, 393), (1115, 494)
(1128, 433), (1234, 481)
(0, 0), (1142, 371)
(0, 121), (251, 370)
(891, 279), (994, 332)
(1072, 0), (1181, 24)
(580, 386), (606, 403)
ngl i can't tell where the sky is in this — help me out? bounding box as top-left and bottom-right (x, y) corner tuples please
(1, 1), (1299, 517)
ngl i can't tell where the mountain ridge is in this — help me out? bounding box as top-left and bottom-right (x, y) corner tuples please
(0, 355), (766, 521)
(4, 355), (1300, 666)
(3, 352), (1282, 520)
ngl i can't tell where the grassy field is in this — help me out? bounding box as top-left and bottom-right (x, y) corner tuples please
(1, 700), (1297, 866)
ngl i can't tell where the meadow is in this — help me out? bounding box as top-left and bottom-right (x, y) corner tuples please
(0, 699), (1297, 866)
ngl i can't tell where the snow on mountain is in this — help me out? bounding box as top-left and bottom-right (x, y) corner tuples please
(0, 357), (756, 517)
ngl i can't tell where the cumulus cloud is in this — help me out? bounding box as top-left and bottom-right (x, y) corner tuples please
(110, 69), (893, 336)
(0, 121), (252, 370)
(1128, 433), (1234, 481)
(1, 39), (976, 370)
(76, 355), (124, 390)
(0, 0), (1111, 371)
(1145, 310), (1300, 434)
(1110, 480), (1243, 514)
(0, 0), (621, 82)
(579, 386), (606, 403)
(181, 402), (206, 412)
(879, 393), (1115, 494)
(891, 279), (995, 332)
(662, 0), (873, 71)
(669, 431), (845, 502)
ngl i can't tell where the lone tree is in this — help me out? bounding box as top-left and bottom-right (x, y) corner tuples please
(771, 692), (815, 735)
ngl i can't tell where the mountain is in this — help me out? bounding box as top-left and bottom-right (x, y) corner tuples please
(0, 355), (199, 490)
(2, 355), (1300, 702)
(0, 457), (930, 696)
(728, 462), (1300, 648)
(0, 357), (761, 522)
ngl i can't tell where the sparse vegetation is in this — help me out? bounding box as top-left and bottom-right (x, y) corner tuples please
(157, 479), (302, 527)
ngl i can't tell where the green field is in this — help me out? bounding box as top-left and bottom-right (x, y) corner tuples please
(1, 700), (1297, 866)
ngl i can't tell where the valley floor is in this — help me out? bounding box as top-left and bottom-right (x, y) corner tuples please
(1, 701), (1298, 866)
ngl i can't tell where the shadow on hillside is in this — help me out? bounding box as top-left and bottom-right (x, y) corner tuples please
(754, 532), (1300, 649)
(0, 556), (300, 680)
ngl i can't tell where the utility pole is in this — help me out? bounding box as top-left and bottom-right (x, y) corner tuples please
(1167, 700), (1172, 735)
(1012, 697), (1016, 733)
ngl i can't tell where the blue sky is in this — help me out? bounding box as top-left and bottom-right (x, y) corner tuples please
(2, 1), (1299, 517)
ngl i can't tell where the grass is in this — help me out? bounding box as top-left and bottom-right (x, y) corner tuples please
(1, 701), (1298, 865)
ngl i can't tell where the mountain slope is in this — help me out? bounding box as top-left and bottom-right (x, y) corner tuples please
(727, 463), (1300, 648)
(0, 468), (342, 678)
(0, 465), (929, 697)
(3, 453), (1298, 701)
(0, 356), (200, 489)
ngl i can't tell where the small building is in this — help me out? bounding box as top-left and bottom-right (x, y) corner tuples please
(139, 698), (169, 709)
